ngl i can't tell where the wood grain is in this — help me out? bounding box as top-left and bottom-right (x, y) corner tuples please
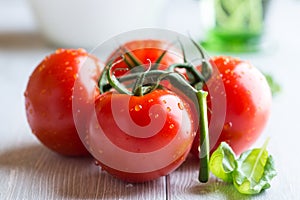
(0, 143), (166, 200)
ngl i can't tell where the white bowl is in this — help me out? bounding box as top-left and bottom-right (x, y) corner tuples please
(28, 0), (168, 48)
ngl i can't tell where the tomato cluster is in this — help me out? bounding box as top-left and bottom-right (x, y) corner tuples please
(24, 39), (272, 182)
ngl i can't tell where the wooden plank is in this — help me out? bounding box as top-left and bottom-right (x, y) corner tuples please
(0, 141), (166, 200)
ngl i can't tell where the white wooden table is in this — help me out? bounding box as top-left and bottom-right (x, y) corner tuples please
(1, 0), (300, 199)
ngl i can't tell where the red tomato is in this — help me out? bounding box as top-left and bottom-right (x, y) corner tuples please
(107, 39), (183, 76)
(25, 49), (100, 156)
(87, 89), (196, 182)
(191, 56), (272, 156)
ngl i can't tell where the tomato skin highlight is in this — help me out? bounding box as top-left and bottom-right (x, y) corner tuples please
(88, 89), (196, 182)
(191, 56), (272, 156)
(25, 49), (94, 156)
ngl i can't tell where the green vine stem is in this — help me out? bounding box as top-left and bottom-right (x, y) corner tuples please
(120, 46), (142, 68)
(196, 90), (210, 183)
(132, 59), (152, 96)
(106, 61), (132, 95)
(167, 63), (205, 86)
(190, 39), (213, 81)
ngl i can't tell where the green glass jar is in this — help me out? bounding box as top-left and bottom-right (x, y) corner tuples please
(200, 0), (270, 52)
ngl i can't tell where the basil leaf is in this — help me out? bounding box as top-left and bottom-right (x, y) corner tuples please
(208, 140), (277, 195)
(263, 72), (281, 96)
(209, 142), (237, 183)
(232, 140), (277, 194)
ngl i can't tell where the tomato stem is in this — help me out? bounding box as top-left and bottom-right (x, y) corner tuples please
(178, 39), (187, 63)
(190, 38), (213, 81)
(132, 61), (151, 96)
(106, 62), (132, 95)
(196, 90), (210, 183)
(168, 63), (205, 86)
(120, 46), (142, 68)
(151, 50), (167, 70)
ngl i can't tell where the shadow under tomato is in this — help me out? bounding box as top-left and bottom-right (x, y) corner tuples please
(188, 174), (267, 200)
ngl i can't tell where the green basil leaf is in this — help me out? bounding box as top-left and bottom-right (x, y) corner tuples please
(263, 72), (281, 96)
(232, 140), (277, 194)
(209, 142), (237, 182)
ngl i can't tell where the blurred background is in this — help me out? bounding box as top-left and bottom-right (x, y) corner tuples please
(0, 0), (299, 50)
(0, 0), (203, 50)
(0, 0), (299, 52)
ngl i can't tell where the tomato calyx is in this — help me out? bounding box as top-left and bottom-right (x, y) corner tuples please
(110, 43), (171, 71)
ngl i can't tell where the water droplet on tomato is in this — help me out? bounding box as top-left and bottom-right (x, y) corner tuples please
(55, 49), (63, 54)
(84, 135), (89, 140)
(169, 124), (175, 129)
(258, 106), (262, 111)
(191, 131), (196, 137)
(90, 147), (94, 153)
(178, 102), (184, 110)
(126, 184), (133, 188)
(246, 136), (252, 141)
(167, 107), (171, 112)
(98, 149), (103, 154)
(25, 102), (30, 109)
(65, 61), (70, 65)
(225, 69), (231, 74)
(148, 99), (154, 103)
(38, 64), (45, 72)
(154, 114), (159, 119)
(134, 104), (142, 111)
(40, 89), (47, 95)
(214, 86), (219, 92)
(223, 122), (232, 130)
(94, 160), (100, 166)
